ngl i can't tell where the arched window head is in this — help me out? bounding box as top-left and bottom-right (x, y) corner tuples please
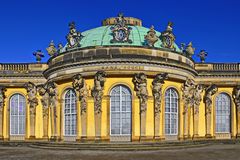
(215, 93), (231, 133)
(165, 88), (178, 135)
(10, 94), (26, 135)
(64, 89), (77, 136)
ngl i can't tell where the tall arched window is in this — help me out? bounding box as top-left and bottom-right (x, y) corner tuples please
(165, 88), (178, 135)
(64, 89), (77, 136)
(10, 94), (26, 135)
(110, 85), (132, 136)
(215, 93), (231, 133)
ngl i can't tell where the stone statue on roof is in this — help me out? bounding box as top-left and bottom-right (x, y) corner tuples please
(66, 21), (83, 49)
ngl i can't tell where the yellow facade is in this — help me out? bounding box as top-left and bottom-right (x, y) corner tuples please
(0, 14), (240, 142)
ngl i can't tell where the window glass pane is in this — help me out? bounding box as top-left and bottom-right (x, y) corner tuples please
(110, 85), (132, 136)
(10, 94), (26, 135)
(64, 89), (77, 136)
(215, 93), (231, 133)
(164, 88), (178, 135)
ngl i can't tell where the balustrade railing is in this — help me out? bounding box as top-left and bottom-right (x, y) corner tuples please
(213, 63), (239, 71)
(195, 63), (240, 72)
(0, 63), (47, 73)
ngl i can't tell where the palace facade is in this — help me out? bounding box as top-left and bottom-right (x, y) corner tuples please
(0, 14), (240, 142)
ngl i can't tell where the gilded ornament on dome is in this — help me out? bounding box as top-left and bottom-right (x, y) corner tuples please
(110, 13), (132, 43)
(66, 21), (83, 49)
(144, 25), (159, 47)
(159, 22), (176, 50)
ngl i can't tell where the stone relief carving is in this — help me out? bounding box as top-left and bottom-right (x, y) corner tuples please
(160, 22), (176, 50)
(203, 84), (218, 114)
(37, 82), (57, 117)
(110, 13), (132, 43)
(144, 25), (159, 47)
(152, 73), (168, 115)
(24, 82), (39, 115)
(193, 84), (204, 114)
(46, 82), (58, 108)
(0, 87), (6, 112)
(233, 85), (240, 112)
(182, 78), (203, 114)
(37, 84), (49, 117)
(133, 73), (148, 113)
(182, 78), (196, 113)
(91, 71), (107, 114)
(73, 74), (89, 115)
(66, 22), (83, 49)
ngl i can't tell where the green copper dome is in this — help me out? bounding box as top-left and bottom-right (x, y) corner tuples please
(61, 25), (181, 52)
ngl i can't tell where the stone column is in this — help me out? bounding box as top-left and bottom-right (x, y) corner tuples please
(205, 110), (211, 137)
(193, 84), (203, 138)
(29, 108), (36, 139)
(232, 85), (240, 138)
(42, 106), (49, 139)
(0, 87), (6, 140)
(50, 104), (58, 140)
(133, 73), (148, 140)
(45, 82), (58, 141)
(91, 71), (106, 140)
(0, 107), (3, 139)
(140, 101), (147, 137)
(38, 84), (50, 139)
(204, 84), (217, 138)
(154, 113), (160, 139)
(183, 105), (189, 138)
(181, 78), (197, 139)
(75, 99), (81, 140)
(152, 73), (168, 140)
(24, 82), (39, 139)
(81, 108), (87, 139)
(193, 107), (199, 138)
(237, 110), (240, 138)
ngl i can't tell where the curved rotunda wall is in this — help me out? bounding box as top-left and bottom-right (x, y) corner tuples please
(45, 47), (196, 82)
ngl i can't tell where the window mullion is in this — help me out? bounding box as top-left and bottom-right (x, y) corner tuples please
(120, 86), (122, 135)
(70, 96), (71, 135)
(170, 89), (172, 135)
(18, 95), (20, 135)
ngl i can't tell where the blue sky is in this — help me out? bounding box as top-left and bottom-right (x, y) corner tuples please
(0, 0), (239, 63)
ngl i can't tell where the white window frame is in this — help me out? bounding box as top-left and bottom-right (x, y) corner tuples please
(110, 85), (132, 136)
(10, 94), (26, 135)
(63, 89), (77, 136)
(215, 93), (231, 133)
(164, 88), (178, 135)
